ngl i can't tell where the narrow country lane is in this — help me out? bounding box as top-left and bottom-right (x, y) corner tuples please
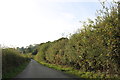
(15, 59), (84, 80)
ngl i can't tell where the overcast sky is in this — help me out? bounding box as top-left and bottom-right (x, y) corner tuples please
(0, 0), (115, 47)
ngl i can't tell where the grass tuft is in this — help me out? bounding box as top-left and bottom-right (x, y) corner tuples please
(2, 61), (29, 79)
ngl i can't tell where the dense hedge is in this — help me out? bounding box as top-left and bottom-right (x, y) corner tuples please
(2, 48), (30, 78)
(34, 1), (120, 78)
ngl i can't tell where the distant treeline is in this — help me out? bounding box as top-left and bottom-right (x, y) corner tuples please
(34, 1), (120, 77)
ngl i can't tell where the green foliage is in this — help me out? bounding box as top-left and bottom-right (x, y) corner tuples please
(34, 1), (120, 78)
(34, 41), (52, 62)
(2, 48), (30, 78)
(17, 44), (39, 54)
(3, 62), (29, 78)
(45, 38), (68, 64)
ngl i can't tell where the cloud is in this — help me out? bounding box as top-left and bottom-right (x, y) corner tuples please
(35, 0), (116, 2)
(61, 13), (76, 19)
(0, 0), (109, 47)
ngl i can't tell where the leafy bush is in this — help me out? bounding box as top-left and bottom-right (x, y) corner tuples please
(2, 48), (30, 78)
(34, 1), (120, 78)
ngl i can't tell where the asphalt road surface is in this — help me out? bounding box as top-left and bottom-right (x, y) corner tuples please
(15, 59), (84, 80)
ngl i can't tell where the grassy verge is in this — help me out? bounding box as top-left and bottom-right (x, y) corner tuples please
(35, 60), (119, 79)
(2, 61), (30, 79)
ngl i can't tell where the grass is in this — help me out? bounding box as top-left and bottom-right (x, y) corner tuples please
(39, 61), (73, 71)
(2, 61), (29, 79)
(35, 59), (120, 79)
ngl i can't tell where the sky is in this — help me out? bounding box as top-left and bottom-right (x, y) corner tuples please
(0, 0), (115, 48)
